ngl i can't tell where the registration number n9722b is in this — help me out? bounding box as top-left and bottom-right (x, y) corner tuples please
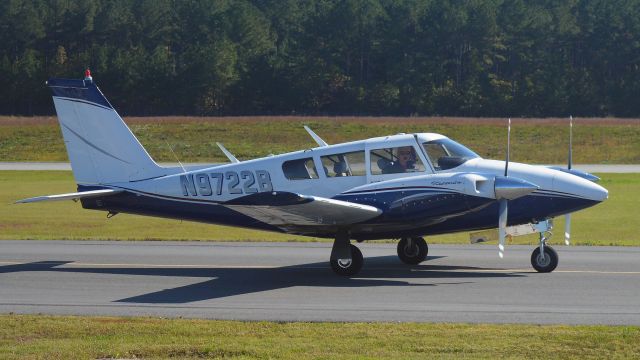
(180, 170), (272, 197)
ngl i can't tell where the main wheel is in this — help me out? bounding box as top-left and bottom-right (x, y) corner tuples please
(397, 237), (428, 265)
(531, 246), (558, 273)
(330, 244), (363, 276)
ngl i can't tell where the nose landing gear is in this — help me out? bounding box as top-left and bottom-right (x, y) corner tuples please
(531, 231), (558, 272)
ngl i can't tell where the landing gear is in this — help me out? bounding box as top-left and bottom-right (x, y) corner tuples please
(531, 232), (558, 273)
(330, 231), (363, 276)
(397, 237), (428, 265)
(330, 244), (363, 276)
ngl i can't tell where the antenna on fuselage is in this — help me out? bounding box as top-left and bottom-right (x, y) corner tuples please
(216, 142), (240, 163)
(165, 141), (186, 173)
(304, 125), (329, 147)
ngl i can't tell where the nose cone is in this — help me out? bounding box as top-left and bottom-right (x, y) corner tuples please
(553, 171), (608, 202)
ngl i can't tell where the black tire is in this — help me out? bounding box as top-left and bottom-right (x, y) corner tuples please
(397, 237), (428, 265)
(531, 246), (558, 273)
(330, 244), (363, 276)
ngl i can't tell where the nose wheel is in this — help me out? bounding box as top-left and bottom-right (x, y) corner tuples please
(531, 246), (558, 272)
(397, 237), (428, 265)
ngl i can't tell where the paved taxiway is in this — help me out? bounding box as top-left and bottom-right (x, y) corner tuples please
(1, 240), (639, 325)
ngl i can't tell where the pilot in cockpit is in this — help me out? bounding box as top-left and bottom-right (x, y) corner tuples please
(383, 146), (416, 173)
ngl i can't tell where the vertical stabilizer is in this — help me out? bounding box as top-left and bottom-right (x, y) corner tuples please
(48, 78), (166, 184)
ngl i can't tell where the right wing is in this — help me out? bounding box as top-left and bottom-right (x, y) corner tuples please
(224, 192), (381, 227)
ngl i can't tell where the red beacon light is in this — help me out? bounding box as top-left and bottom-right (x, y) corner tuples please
(84, 68), (93, 82)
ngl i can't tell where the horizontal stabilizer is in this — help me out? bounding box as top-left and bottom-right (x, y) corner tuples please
(225, 192), (381, 226)
(15, 189), (122, 204)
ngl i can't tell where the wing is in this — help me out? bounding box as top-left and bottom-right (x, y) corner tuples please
(224, 192), (381, 227)
(15, 189), (123, 203)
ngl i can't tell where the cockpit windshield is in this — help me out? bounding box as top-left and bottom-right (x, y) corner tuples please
(422, 138), (480, 171)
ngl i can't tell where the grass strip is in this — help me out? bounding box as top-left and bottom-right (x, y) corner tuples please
(0, 314), (639, 359)
(1, 171), (638, 246)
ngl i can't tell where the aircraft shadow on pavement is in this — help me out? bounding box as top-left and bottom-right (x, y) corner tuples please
(0, 257), (524, 304)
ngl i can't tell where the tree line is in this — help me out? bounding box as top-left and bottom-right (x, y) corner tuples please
(1, 0), (639, 117)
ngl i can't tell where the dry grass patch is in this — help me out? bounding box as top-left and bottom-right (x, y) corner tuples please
(1, 116), (639, 164)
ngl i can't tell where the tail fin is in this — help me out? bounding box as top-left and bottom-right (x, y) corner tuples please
(48, 78), (165, 184)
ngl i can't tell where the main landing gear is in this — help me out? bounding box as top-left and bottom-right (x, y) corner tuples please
(330, 231), (363, 276)
(531, 231), (558, 273)
(397, 237), (428, 265)
(329, 233), (431, 276)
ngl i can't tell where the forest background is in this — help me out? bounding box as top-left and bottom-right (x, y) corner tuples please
(1, 0), (639, 117)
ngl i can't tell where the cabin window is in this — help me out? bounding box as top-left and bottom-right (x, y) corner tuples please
(370, 146), (425, 174)
(320, 151), (366, 177)
(282, 157), (319, 180)
(422, 139), (480, 171)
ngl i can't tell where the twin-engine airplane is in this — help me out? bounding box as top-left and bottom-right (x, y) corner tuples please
(18, 73), (608, 276)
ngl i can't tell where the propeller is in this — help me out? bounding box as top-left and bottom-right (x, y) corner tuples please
(493, 119), (538, 258)
(564, 116), (573, 245)
(498, 118), (511, 258)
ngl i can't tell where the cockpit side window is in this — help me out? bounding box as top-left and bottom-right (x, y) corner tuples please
(422, 139), (480, 171)
(320, 151), (365, 177)
(282, 157), (319, 180)
(370, 146), (425, 174)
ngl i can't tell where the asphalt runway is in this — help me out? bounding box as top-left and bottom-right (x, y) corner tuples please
(1, 240), (639, 325)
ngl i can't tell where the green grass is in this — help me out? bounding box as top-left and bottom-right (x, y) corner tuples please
(1, 171), (638, 246)
(1, 116), (639, 164)
(0, 315), (639, 359)
(0, 171), (317, 242)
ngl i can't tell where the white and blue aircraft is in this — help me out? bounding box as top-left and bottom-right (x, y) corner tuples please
(18, 74), (608, 276)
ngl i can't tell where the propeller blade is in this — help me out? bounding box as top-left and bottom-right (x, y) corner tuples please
(498, 199), (508, 258)
(498, 118), (511, 258)
(505, 118), (511, 176)
(564, 117), (573, 246)
(564, 213), (571, 245)
(568, 116), (573, 170)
